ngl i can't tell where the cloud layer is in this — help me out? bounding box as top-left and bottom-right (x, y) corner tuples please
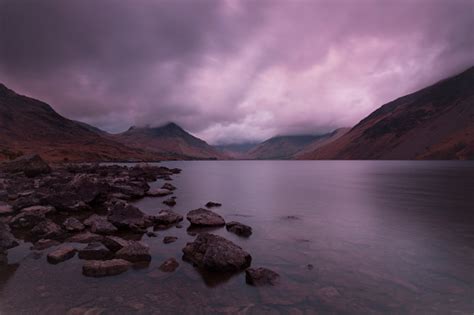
(1, 0), (473, 144)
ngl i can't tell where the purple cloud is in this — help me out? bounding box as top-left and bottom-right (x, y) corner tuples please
(1, 0), (473, 144)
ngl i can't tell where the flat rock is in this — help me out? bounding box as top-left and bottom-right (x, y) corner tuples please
(226, 221), (252, 237)
(205, 201), (222, 208)
(159, 258), (179, 272)
(245, 267), (280, 286)
(82, 259), (131, 277)
(67, 232), (103, 244)
(32, 239), (60, 250)
(146, 188), (173, 197)
(186, 208), (225, 227)
(84, 214), (118, 235)
(102, 236), (130, 252)
(78, 242), (114, 260)
(47, 246), (76, 264)
(163, 236), (178, 244)
(182, 233), (252, 272)
(63, 217), (85, 232)
(161, 183), (176, 191)
(115, 241), (151, 262)
(0, 203), (14, 216)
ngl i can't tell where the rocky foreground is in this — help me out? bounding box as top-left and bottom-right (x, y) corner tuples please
(0, 154), (277, 286)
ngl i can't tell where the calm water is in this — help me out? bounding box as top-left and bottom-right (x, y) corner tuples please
(1, 161), (474, 314)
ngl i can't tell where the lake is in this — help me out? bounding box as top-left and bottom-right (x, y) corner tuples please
(1, 161), (474, 314)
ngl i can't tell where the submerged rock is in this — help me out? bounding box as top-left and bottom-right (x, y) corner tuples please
(161, 183), (176, 191)
(159, 258), (179, 272)
(205, 201), (222, 208)
(186, 208), (225, 227)
(163, 197), (176, 207)
(47, 246), (76, 264)
(115, 241), (151, 262)
(146, 188), (173, 197)
(245, 268), (280, 286)
(82, 259), (131, 277)
(182, 233), (251, 272)
(226, 221), (252, 237)
(163, 236), (178, 244)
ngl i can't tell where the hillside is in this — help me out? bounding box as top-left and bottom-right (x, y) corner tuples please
(301, 67), (474, 160)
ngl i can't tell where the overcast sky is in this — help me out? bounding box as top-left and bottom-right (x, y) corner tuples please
(1, 0), (473, 144)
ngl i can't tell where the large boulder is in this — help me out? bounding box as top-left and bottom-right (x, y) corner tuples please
(62, 217), (85, 232)
(0, 222), (19, 250)
(226, 221), (252, 237)
(245, 268), (280, 286)
(82, 259), (131, 277)
(0, 154), (51, 177)
(186, 208), (225, 227)
(102, 236), (130, 252)
(182, 233), (252, 272)
(31, 220), (64, 239)
(107, 201), (147, 230)
(65, 174), (110, 205)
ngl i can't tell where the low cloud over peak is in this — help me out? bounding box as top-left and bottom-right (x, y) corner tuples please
(1, 0), (473, 144)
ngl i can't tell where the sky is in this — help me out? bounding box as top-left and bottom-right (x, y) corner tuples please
(1, 0), (473, 144)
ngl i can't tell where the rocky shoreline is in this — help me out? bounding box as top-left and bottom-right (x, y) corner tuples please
(0, 154), (277, 286)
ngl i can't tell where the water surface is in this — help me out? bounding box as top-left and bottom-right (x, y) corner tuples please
(1, 161), (474, 314)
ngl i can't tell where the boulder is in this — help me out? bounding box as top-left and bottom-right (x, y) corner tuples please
(78, 242), (114, 260)
(82, 259), (131, 277)
(226, 221), (252, 237)
(31, 220), (64, 239)
(47, 246), (76, 264)
(84, 215), (118, 235)
(186, 208), (225, 227)
(163, 236), (178, 244)
(115, 241), (151, 262)
(205, 201), (222, 208)
(146, 188), (173, 197)
(245, 268), (280, 286)
(65, 174), (110, 204)
(163, 197), (176, 207)
(0, 154), (51, 177)
(102, 236), (130, 252)
(62, 217), (85, 232)
(182, 233), (251, 272)
(161, 183), (176, 191)
(0, 222), (19, 250)
(159, 258), (179, 272)
(111, 184), (147, 199)
(151, 209), (183, 226)
(9, 206), (54, 229)
(107, 201), (147, 230)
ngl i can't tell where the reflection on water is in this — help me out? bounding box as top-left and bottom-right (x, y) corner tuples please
(1, 161), (473, 314)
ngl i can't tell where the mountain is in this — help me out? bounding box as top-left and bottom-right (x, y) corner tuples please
(215, 142), (259, 159)
(295, 128), (350, 158)
(0, 83), (158, 162)
(300, 66), (474, 160)
(113, 123), (227, 160)
(246, 134), (328, 159)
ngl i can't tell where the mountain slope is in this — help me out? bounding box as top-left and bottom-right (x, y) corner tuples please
(301, 66), (474, 160)
(113, 123), (227, 160)
(295, 128), (350, 158)
(246, 134), (327, 159)
(215, 142), (258, 159)
(0, 83), (158, 162)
